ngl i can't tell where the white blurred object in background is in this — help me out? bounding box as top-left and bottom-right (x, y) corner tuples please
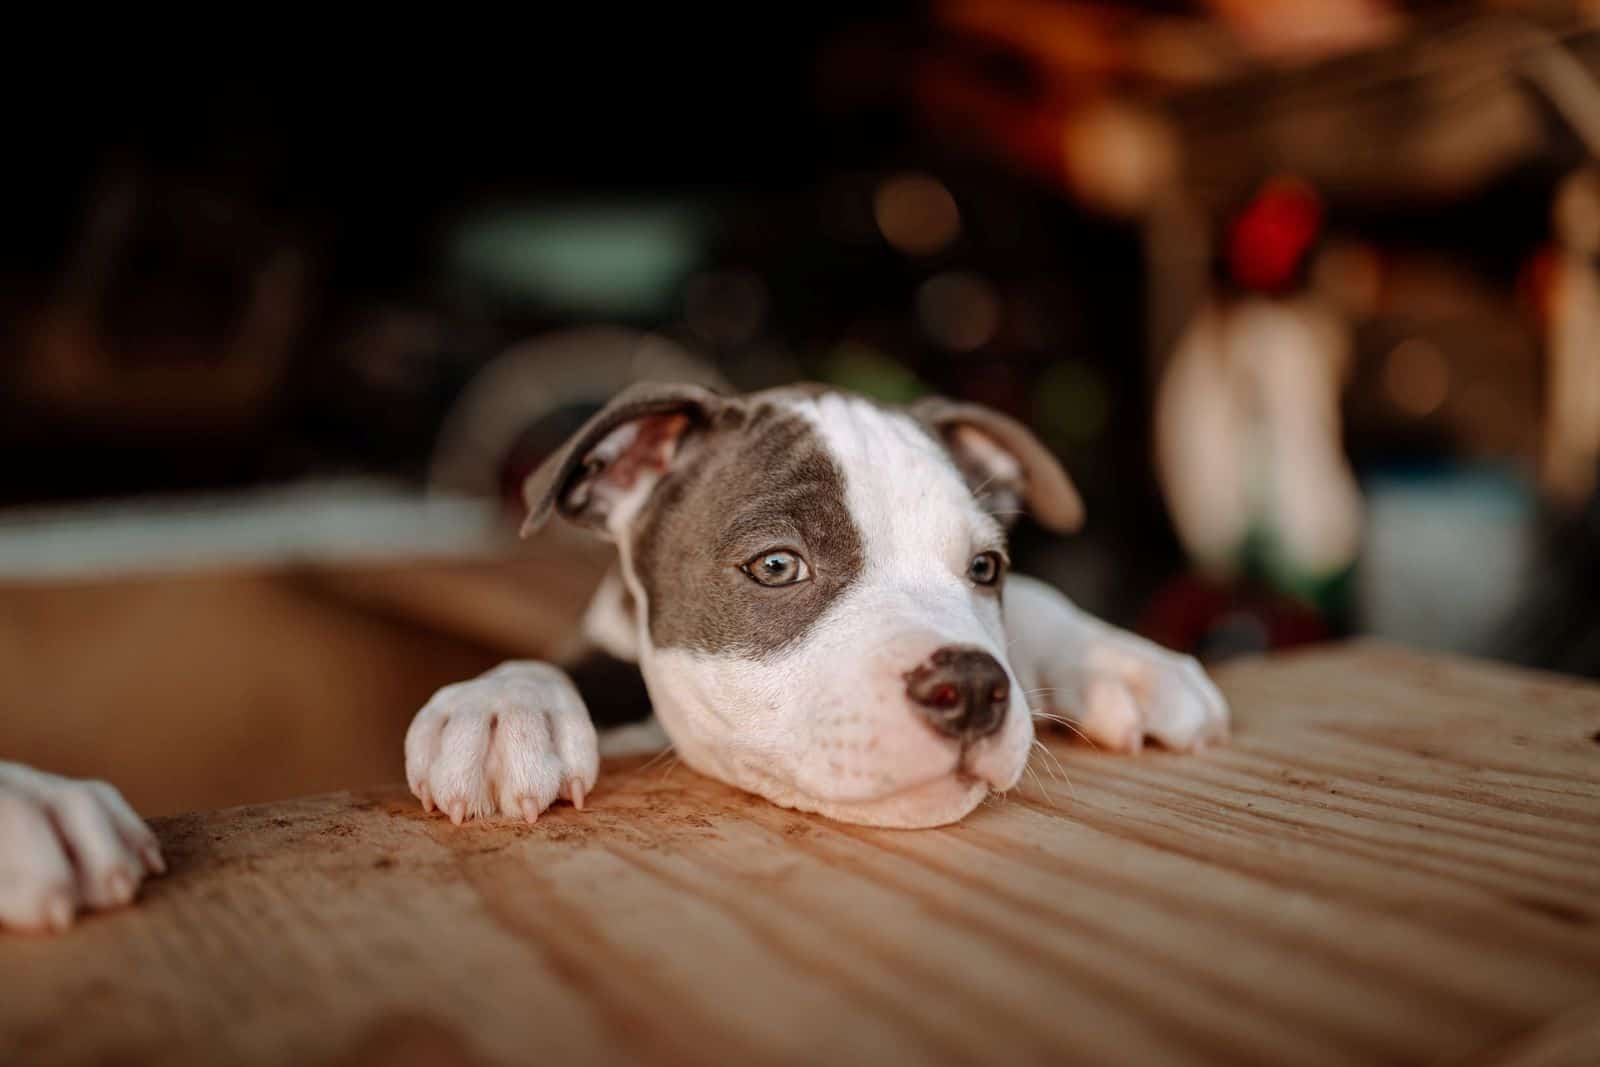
(1156, 296), (1362, 588)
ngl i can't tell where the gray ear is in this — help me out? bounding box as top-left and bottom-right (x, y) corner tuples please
(520, 381), (725, 538)
(911, 396), (1085, 533)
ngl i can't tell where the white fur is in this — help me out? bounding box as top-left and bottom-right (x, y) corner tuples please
(1005, 574), (1228, 753)
(580, 567), (640, 662)
(408, 391), (1232, 829)
(634, 394), (1033, 827)
(1156, 298), (1361, 578)
(404, 662), (599, 823)
(0, 762), (164, 934)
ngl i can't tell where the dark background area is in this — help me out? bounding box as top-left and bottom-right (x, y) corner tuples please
(4, 8), (1600, 814)
(0, 15), (1173, 622)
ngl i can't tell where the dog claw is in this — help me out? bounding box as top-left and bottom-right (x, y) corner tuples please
(44, 892), (74, 933)
(108, 871), (133, 905)
(567, 778), (585, 811)
(143, 845), (167, 875)
(419, 783), (434, 813)
(519, 797), (540, 824)
(448, 802), (466, 826)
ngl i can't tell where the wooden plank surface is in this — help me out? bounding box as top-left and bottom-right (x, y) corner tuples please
(1, 643), (1597, 1066)
(0, 543), (605, 816)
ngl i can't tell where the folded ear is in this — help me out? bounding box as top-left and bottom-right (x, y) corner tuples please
(910, 396), (1085, 533)
(520, 381), (725, 539)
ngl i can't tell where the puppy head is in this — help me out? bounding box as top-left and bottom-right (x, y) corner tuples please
(523, 383), (1082, 828)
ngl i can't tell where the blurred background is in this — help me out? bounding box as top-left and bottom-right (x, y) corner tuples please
(4, 1), (1599, 815)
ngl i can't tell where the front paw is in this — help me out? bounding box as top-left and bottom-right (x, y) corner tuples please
(404, 664), (599, 825)
(1049, 640), (1230, 755)
(0, 768), (165, 934)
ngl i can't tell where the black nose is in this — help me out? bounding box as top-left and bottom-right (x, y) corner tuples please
(904, 646), (1010, 742)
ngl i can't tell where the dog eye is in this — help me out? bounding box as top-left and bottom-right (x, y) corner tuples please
(968, 551), (1004, 586)
(742, 549), (811, 587)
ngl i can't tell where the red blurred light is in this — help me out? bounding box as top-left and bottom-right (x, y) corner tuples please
(1226, 177), (1324, 294)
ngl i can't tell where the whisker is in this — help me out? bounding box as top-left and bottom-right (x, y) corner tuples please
(1033, 712), (1080, 733)
(1058, 720), (1096, 749)
(1022, 761), (1056, 809)
(1030, 710), (1098, 750)
(1034, 739), (1079, 801)
(1030, 739), (1060, 786)
(1036, 739), (1062, 780)
(638, 745), (678, 774)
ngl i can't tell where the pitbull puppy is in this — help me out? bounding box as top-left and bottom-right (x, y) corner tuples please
(407, 383), (1228, 829)
(0, 762), (164, 933)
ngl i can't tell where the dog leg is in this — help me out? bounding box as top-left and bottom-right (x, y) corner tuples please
(0, 763), (165, 934)
(1005, 575), (1229, 753)
(579, 564), (640, 663)
(406, 661), (601, 824)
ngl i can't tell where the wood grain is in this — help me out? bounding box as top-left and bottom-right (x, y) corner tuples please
(0, 544), (603, 816)
(1, 643), (1597, 1066)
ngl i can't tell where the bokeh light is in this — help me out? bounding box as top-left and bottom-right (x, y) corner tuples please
(1383, 338), (1451, 418)
(873, 173), (962, 256)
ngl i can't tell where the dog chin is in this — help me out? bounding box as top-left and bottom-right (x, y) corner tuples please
(769, 773), (991, 829)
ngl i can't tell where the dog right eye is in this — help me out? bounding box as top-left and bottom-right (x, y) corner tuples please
(741, 549), (811, 587)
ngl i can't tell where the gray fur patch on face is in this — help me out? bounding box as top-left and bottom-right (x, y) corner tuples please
(630, 397), (865, 658)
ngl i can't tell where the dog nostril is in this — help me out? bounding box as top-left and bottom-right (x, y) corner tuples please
(905, 646), (1010, 741)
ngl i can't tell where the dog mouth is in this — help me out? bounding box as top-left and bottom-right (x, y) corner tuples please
(792, 770), (993, 828)
(782, 721), (1023, 805)
(774, 751), (998, 809)
(659, 672), (1026, 827)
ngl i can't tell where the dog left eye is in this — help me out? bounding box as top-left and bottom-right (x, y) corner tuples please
(968, 551), (1004, 586)
(742, 549), (811, 587)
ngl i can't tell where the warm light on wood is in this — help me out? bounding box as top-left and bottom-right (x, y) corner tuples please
(3, 645), (1596, 1064)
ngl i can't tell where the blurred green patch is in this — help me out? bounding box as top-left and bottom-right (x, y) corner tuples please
(819, 344), (927, 404)
(451, 202), (708, 318)
(1034, 360), (1110, 450)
